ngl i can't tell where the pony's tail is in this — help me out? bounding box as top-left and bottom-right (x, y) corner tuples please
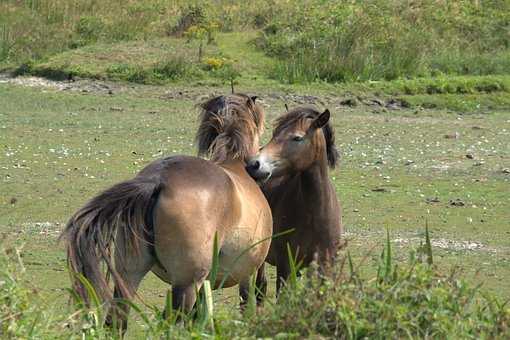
(60, 176), (163, 305)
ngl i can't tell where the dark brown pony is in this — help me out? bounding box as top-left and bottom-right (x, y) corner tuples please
(61, 94), (272, 331)
(246, 106), (343, 294)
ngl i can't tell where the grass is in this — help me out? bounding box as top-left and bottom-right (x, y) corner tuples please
(3, 1), (509, 88)
(0, 0), (276, 68)
(9, 31), (274, 86)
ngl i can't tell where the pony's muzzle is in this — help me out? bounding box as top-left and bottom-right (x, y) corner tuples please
(246, 159), (271, 181)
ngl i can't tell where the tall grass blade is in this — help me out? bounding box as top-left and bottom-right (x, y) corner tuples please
(286, 243), (300, 288)
(74, 272), (102, 312)
(203, 280), (214, 329)
(425, 220), (433, 265)
(164, 289), (172, 322)
(385, 228), (392, 280)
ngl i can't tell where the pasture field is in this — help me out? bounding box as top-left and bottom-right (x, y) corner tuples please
(1, 0), (510, 337)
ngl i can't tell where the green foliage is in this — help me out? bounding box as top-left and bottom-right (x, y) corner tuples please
(2, 0), (509, 85)
(260, 0), (510, 83)
(205, 58), (241, 87)
(0, 0), (275, 65)
(172, 4), (208, 37)
(0, 243), (54, 338)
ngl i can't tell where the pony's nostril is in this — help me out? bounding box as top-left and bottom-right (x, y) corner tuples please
(246, 160), (261, 175)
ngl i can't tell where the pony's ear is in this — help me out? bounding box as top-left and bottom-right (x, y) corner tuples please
(309, 109), (330, 131)
(247, 96), (258, 108)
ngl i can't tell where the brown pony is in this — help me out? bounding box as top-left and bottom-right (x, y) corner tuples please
(246, 106), (342, 294)
(61, 94), (272, 331)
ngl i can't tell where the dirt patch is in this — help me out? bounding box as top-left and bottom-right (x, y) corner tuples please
(19, 221), (62, 237)
(344, 229), (506, 254)
(393, 237), (495, 253)
(0, 73), (123, 95)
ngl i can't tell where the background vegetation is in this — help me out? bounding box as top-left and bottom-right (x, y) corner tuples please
(1, 0), (509, 84)
(260, 0), (510, 82)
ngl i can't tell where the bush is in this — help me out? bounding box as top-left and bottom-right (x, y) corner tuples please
(233, 230), (510, 338)
(171, 4), (208, 37)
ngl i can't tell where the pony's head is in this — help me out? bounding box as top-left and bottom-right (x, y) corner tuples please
(196, 94), (264, 163)
(246, 106), (338, 180)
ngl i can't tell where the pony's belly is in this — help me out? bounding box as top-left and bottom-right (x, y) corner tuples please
(151, 263), (172, 284)
(215, 226), (271, 288)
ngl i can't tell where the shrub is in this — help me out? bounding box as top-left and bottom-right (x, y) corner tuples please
(203, 57), (226, 70)
(152, 57), (194, 81)
(171, 4), (208, 37)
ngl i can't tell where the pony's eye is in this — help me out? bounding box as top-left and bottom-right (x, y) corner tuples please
(292, 135), (304, 142)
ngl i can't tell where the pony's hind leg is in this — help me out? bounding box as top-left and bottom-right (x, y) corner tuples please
(239, 264), (267, 311)
(255, 263), (267, 305)
(106, 234), (155, 332)
(239, 278), (250, 311)
(172, 283), (202, 314)
(240, 265), (268, 310)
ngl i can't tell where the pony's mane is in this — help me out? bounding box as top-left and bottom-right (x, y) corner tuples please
(196, 93), (264, 163)
(274, 106), (339, 168)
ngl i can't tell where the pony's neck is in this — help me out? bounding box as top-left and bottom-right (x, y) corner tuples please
(220, 158), (247, 169)
(298, 150), (330, 202)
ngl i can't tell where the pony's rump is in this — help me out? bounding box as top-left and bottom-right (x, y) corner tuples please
(61, 176), (163, 303)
